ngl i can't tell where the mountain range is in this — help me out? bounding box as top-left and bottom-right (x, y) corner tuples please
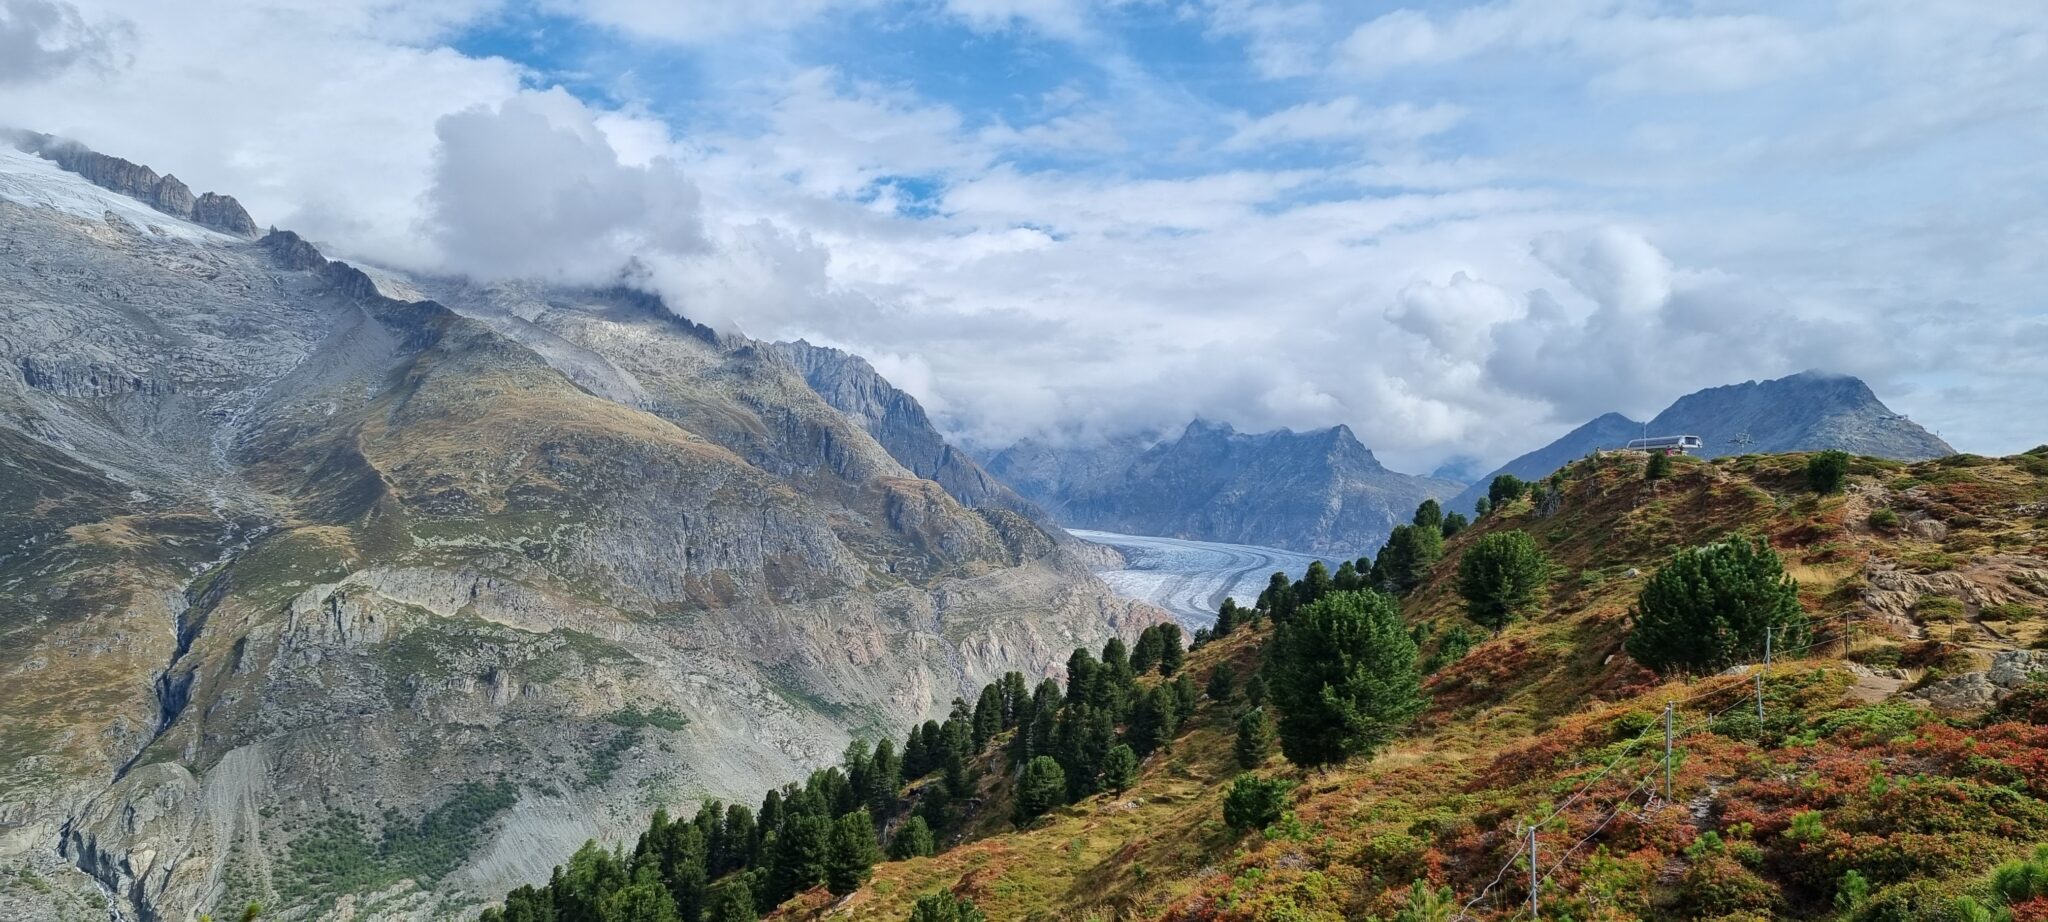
(1444, 371), (1955, 513)
(0, 136), (1159, 921)
(987, 420), (1463, 559)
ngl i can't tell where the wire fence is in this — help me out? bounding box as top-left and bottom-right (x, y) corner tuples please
(1449, 624), (1841, 920)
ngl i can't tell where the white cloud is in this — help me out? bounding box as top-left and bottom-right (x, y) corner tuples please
(1338, 0), (1811, 93)
(425, 89), (705, 281)
(0, 0), (130, 84)
(1222, 97), (1465, 151)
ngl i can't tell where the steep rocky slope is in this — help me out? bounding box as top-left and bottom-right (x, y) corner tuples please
(988, 420), (1461, 558)
(1448, 371), (1954, 512)
(0, 142), (1159, 921)
(773, 446), (2048, 921)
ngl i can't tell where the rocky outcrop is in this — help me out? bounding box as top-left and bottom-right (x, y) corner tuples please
(260, 228), (326, 270)
(191, 192), (257, 236)
(990, 420), (1462, 558)
(1911, 651), (2048, 713)
(8, 130), (259, 237)
(767, 340), (1049, 522)
(1448, 371), (1955, 513)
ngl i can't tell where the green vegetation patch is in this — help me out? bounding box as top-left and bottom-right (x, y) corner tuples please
(608, 704), (689, 731)
(277, 780), (518, 910)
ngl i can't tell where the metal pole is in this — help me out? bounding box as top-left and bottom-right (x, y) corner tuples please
(1756, 669), (1765, 723)
(1528, 823), (1540, 918)
(1764, 626), (1772, 667)
(1663, 702), (1674, 801)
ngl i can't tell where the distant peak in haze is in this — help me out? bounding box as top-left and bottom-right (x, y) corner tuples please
(1446, 371), (1953, 513)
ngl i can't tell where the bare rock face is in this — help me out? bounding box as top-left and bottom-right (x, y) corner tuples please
(1912, 651), (2048, 713)
(191, 191), (258, 237)
(0, 144), (1163, 921)
(8, 130), (260, 237)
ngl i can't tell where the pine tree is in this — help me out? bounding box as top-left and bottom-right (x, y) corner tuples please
(1014, 756), (1067, 823)
(1064, 649), (1100, 707)
(1157, 624), (1185, 674)
(767, 814), (830, 902)
(1233, 706), (1274, 769)
(1221, 774), (1292, 831)
(1243, 672), (1267, 708)
(1375, 525), (1443, 596)
(1441, 511), (1468, 538)
(1000, 671), (1030, 728)
(1172, 672), (1198, 717)
(1456, 530), (1549, 633)
(1258, 571), (1295, 622)
(862, 744), (898, 825)
(1413, 498), (1444, 531)
(1487, 474), (1527, 510)
(1214, 598), (1240, 636)
(1095, 637), (1134, 714)
(1101, 744), (1138, 796)
(1299, 560), (1335, 608)
(1806, 450), (1850, 494)
(887, 815), (935, 860)
(1645, 449), (1672, 481)
(1206, 664), (1235, 701)
(1626, 536), (1807, 673)
(1474, 496), (1493, 518)
(909, 891), (987, 922)
(1130, 625), (1162, 673)
(708, 879), (757, 922)
(1263, 590), (1423, 768)
(601, 866), (683, 922)
(972, 684), (1003, 751)
(825, 810), (880, 896)
(1125, 684), (1179, 757)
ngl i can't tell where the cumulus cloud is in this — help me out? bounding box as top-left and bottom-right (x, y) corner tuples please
(426, 90), (705, 281)
(0, 0), (129, 84)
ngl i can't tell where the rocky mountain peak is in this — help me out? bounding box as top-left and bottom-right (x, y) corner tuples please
(5, 129), (259, 237)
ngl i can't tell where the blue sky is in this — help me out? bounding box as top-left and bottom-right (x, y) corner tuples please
(2, 0), (2043, 469)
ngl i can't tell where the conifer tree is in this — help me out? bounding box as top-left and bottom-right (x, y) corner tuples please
(1101, 744), (1138, 796)
(1172, 672), (1198, 717)
(1064, 649), (1100, 708)
(1125, 684), (1179, 756)
(1234, 706), (1274, 769)
(1413, 498), (1444, 531)
(1626, 536), (1807, 673)
(1014, 756), (1067, 823)
(1130, 625), (1162, 673)
(1206, 664), (1235, 701)
(888, 815), (935, 860)
(1299, 560), (1335, 607)
(1263, 591), (1423, 768)
(909, 892), (987, 922)
(1487, 474), (1527, 510)
(1456, 530), (1549, 633)
(1157, 624), (1185, 674)
(972, 684), (1003, 751)
(1244, 672), (1267, 708)
(708, 879), (757, 922)
(1474, 496), (1492, 518)
(1441, 511), (1468, 538)
(1645, 449), (1672, 481)
(825, 810), (880, 897)
(1258, 571), (1295, 622)
(1000, 671), (1030, 728)
(1214, 598), (1240, 636)
(768, 814), (831, 902)
(1806, 449), (1850, 494)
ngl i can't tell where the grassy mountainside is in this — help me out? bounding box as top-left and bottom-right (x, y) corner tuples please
(760, 447), (2048, 921)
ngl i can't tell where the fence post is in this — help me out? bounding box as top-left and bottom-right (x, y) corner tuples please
(1663, 702), (1674, 801)
(1764, 626), (1772, 667)
(1755, 668), (1764, 723)
(1528, 823), (1540, 918)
